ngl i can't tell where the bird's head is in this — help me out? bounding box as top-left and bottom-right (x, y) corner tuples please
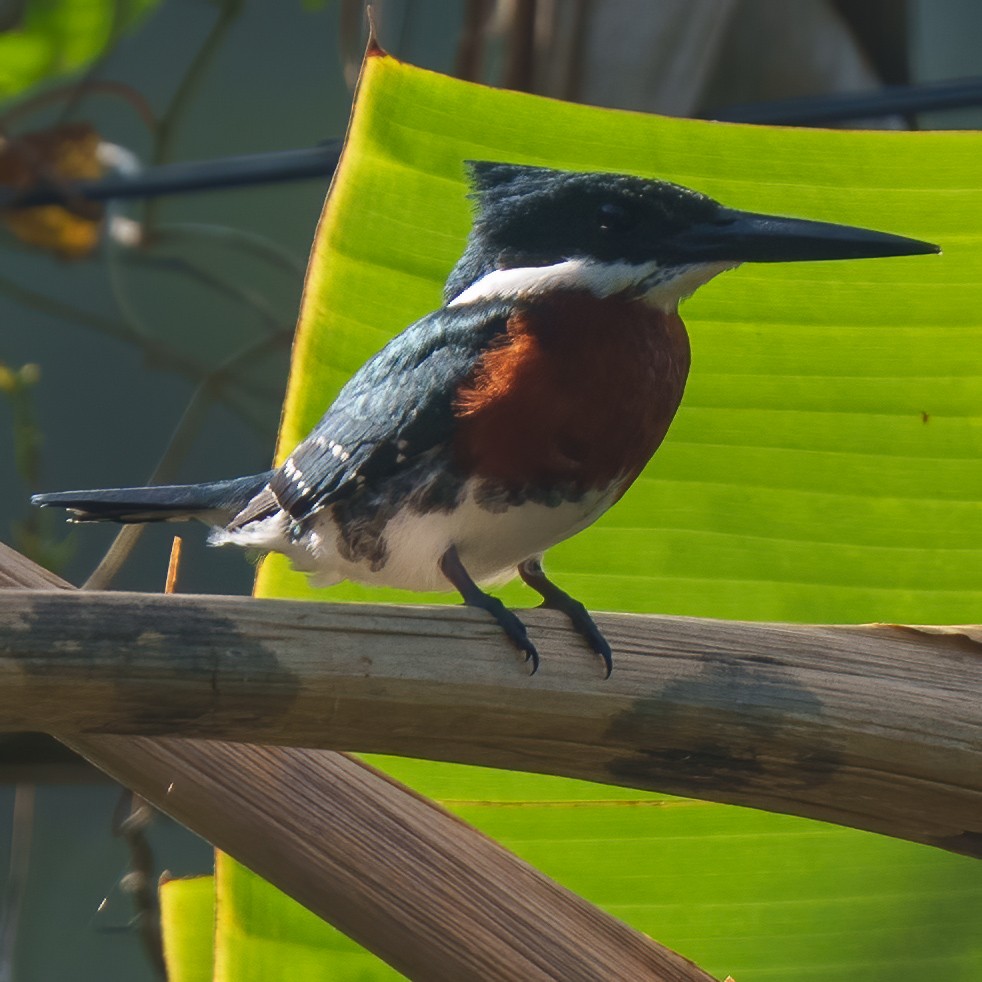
(444, 161), (939, 310)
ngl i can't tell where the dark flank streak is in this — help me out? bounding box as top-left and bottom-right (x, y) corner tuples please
(328, 454), (467, 571)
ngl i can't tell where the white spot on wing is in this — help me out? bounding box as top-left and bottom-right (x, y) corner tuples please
(283, 457), (310, 496)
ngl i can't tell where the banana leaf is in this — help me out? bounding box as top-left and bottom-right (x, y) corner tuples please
(168, 52), (982, 981)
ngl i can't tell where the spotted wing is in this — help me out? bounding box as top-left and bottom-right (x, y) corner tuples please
(230, 301), (511, 529)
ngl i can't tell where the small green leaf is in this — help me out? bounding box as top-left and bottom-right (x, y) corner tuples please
(0, 0), (157, 103)
(160, 875), (216, 982)
(212, 855), (402, 982)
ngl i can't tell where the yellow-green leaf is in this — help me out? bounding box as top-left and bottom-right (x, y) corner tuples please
(211, 854), (401, 982)
(160, 875), (215, 982)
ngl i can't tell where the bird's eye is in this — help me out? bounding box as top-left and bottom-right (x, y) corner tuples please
(597, 202), (635, 234)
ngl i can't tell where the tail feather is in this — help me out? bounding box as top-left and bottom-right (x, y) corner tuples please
(31, 471), (275, 526)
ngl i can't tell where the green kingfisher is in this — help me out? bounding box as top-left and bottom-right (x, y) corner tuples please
(33, 162), (939, 676)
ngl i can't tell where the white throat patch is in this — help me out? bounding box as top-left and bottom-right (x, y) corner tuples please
(448, 258), (736, 312)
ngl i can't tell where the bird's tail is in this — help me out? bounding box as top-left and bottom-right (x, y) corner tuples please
(31, 471), (274, 526)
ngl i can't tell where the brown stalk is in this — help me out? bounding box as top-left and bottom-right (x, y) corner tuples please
(0, 541), (712, 981)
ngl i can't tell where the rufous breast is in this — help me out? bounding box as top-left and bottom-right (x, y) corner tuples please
(452, 290), (691, 498)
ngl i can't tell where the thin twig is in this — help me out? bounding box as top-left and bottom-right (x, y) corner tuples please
(0, 271), (250, 396)
(111, 790), (166, 979)
(0, 784), (36, 982)
(53, 0), (158, 130)
(2, 80), (158, 132)
(82, 329), (287, 589)
(150, 222), (306, 277)
(80, 171), (293, 590)
(125, 250), (285, 336)
(80, 386), (212, 592)
(164, 537), (182, 594)
(143, 0), (243, 230)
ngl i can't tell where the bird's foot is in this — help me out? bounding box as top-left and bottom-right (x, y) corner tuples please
(519, 558), (613, 678)
(475, 594), (540, 674)
(543, 596), (612, 679)
(440, 545), (540, 674)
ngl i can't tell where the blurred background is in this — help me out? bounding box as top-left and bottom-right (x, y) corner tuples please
(0, 1), (979, 977)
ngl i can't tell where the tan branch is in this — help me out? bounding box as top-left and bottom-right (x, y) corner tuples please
(0, 555), (980, 858)
(0, 541), (712, 981)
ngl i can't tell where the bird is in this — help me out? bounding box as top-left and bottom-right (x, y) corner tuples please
(32, 161), (939, 677)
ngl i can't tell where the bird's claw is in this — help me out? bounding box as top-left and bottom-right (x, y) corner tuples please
(594, 638), (613, 680)
(497, 608), (539, 674)
(520, 562), (612, 677)
(536, 598), (611, 678)
(522, 642), (540, 675)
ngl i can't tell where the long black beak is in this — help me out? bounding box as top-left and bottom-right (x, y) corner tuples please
(671, 207), (940, 263)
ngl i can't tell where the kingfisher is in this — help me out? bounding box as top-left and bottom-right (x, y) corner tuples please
(33, 162), (938, 676)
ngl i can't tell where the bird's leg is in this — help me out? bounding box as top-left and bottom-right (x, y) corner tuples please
(439, 545), (540, 674)
(518, 557), (612, 678)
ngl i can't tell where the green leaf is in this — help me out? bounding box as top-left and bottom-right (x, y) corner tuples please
(242, 54), (982, 979)
(0, 0), (157, 104)
(191, 774), (982, 981)
(161, 861), (404, 982)
(160, 875), (216, 982)
(211, 854), (402, 982)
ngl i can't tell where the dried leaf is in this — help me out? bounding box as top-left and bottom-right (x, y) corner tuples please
(0, 122), (105, 259)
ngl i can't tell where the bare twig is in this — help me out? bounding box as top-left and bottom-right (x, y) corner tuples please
(150, 222), (306, 277)
(0, 784), (36, 982)
(111, 791), (166, 979)
(0, 273), (204, 382)
(164, 537), (182, 595)
(54, 0), (158, 129)
(143, 0), (243, 230)
(81, 328), (286, 590)
(81, 204), (291, 590)
(2, 80), (157, 132)
(124, 250), (285, 336)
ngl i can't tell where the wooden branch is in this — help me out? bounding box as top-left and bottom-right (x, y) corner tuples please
(0, 582), (980, 858)
(60, 734), (711, 981)
(0, 542), (711, 982)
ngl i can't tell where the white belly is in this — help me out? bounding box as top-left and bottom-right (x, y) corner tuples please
(214, 480), (617, 592)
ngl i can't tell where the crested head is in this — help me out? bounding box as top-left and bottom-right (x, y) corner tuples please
(444, 162), (732, 309)
(464, 161), (719, 247)
(443, 161), (939, 309)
